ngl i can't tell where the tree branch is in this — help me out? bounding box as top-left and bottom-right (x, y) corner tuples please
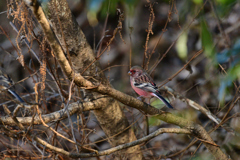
(34, 128), (190, 158)
(0, 97), (104, 125)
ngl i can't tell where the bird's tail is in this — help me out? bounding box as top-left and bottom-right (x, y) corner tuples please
(152, 92), (173, 109)
(8, 89), (25, 103)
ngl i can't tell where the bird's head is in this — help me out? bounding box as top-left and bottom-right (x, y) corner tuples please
(128, 66), (143, 78)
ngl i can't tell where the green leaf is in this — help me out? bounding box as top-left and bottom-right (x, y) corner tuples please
(201, 19), (216, 61)
(218, 63), (240, 102)
(216, 0), (236, 5)
(176, 32), (188, 60)
(192, 0), (203, 5)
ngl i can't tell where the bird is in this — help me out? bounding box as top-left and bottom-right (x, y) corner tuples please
(128, 65), (173, 109)
(0, 67), (25, 103)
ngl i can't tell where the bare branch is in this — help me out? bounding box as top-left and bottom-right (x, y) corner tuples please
(0, 97), (104, 125)
(161, 86), (221, 124)
(35, 128), (190, 158)
(3, 105), (25, 130)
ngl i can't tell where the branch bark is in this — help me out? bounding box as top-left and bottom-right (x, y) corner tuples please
(0, 97), (103, 125)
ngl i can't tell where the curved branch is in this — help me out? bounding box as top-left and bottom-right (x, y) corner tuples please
(161, 86), (221, 124)
(35, 128), (190, 158)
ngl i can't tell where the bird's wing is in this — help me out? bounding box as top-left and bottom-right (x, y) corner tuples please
(133, 74), (158, 93)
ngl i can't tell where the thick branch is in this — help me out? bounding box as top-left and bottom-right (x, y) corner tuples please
(161, 86), (221, 124)
(0, 98), (103, 125)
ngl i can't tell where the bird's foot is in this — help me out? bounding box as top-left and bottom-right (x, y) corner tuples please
(137, 96), (144, 101)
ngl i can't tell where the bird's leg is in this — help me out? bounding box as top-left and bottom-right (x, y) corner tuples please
(147, 98), (151, 104)
(137, 95), (144, 101)
(137, 96), (151, 104)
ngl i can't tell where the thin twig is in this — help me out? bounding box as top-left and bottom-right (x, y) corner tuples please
(149, 0), (208, 74)
(3, 105), (25, 130)
(9, 22), (64, 101)
(159, 49), (203, 88)
(35, 128), (190, 158)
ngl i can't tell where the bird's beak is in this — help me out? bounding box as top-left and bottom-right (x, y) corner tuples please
(128, 71), (132, 76)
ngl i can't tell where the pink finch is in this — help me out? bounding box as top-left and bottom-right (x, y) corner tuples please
(128, 66), (173, 109)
